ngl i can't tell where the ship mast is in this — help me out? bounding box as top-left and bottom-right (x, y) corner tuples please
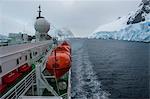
(36, 5), (44, 19)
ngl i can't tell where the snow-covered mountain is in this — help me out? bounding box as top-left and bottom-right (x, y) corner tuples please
(127, 0), (150, 24)
(49, 27), (74, 40)
(90, 0), (150, 42)
(60, 28), (74, 38)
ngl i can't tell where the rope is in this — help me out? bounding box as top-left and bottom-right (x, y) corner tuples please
(53, 43), (60, 95)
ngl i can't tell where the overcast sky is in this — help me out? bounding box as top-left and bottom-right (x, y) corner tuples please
(0, 0), (141, 37)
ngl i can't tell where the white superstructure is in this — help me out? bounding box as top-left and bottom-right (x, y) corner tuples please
(34, 6), (51, 41)
(0, 40), (53, 84)
(0, 6), (71, 99)
(9, 33), (30, 44)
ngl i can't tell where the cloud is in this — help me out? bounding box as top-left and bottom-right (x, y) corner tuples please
(0, 15), (34, 36)
(0, 0), (141, 37)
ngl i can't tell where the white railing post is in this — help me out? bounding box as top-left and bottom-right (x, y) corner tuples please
(31, 72), (34, 96)
(15, 87), (17, 99)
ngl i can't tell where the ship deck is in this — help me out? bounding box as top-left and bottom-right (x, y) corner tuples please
(0, 40), (52, 58)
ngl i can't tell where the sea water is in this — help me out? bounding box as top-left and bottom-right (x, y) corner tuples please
(70, 38), (149, 99)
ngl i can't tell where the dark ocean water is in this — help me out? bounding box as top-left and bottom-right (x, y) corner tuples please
(70, 38), (149, 99)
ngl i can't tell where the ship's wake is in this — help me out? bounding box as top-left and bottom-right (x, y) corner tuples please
(71, 48), (110, 99)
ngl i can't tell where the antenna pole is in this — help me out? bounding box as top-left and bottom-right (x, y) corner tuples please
(36, 5), (44, 19)
(38, 5), (41, 18)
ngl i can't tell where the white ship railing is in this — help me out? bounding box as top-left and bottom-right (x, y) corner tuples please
(1, 69), (35, 99)
(19, 96), (63, 99)
(67, 70), (71, 99)
(1, 42), (71, 99)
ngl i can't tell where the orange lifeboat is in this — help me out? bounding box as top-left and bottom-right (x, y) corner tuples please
(46, 52), (71, 79)
(51, 46), (71, 58)
(58, 45), (70, 53)
(54, 46), (70, 53)
(61, 41), (71, 51)
(61, 41), (70, 46)
(46, 41), (71, 79)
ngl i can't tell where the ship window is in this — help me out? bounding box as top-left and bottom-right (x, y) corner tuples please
(30, 53), (32, 59)
(35, 52), (37, 56)
(17, 59), (19, 65)
(0, 65), (2, 73)
(25, 55), (27, 61)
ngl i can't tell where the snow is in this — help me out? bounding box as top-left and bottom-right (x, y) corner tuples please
(93, 16), (128, 33)
(90, 20), (150, 42)
(145, 12), (150, 20)
(61, 28), (74, 38)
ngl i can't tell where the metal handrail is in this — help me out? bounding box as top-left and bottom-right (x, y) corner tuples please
(1, 69), (35, 99)
(67, 70), (71, 99)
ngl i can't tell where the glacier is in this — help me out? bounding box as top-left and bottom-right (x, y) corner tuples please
(90, 20), (150, 42)
(49, 26), (74, 40)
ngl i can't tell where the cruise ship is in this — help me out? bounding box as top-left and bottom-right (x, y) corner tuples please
(0, 6), (71, 99)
